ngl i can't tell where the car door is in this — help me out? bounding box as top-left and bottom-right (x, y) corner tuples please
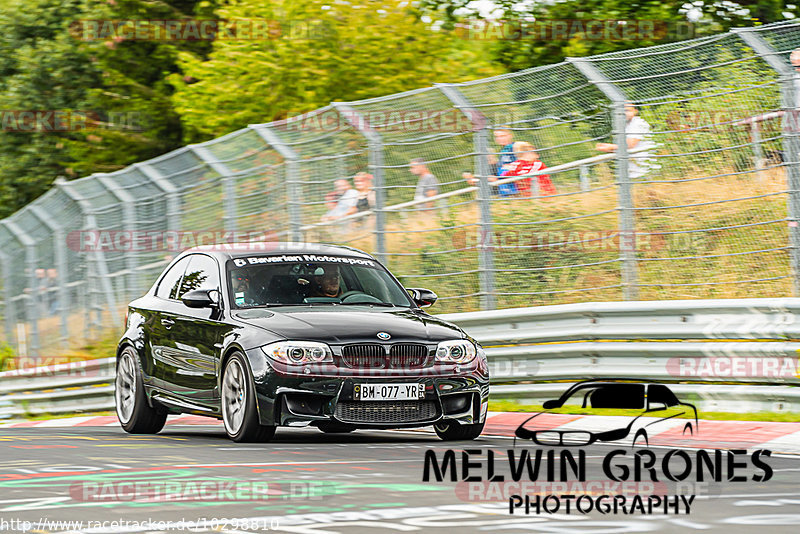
(152, 253), (227, 408)
(147, 255), (193, 390)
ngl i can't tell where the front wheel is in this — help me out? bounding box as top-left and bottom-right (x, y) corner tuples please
(222, 352), (276, 443)
(116, 347), (167, 434)
(434, 419), (484, 441)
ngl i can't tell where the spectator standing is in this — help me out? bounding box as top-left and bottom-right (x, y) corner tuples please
(321, 179), (359, 221)
(596, 103), (657, 179)
(346, 172), (375, 215)
(409, 158), (440, 209)
(501, 142), (556, 196)
(493, 128), (518, 196)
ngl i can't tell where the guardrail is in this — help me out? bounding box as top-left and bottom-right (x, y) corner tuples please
(1, 298), (799, 419)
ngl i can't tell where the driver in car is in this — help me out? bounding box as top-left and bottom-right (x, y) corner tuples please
(231, 270), (260, 305)
(309, 265), (341, 298)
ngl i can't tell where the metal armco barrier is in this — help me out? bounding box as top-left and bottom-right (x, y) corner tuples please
(1, 298), (799, 419)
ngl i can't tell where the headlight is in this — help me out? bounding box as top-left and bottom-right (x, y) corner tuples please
(436, 340), (476, 364)
(261, 341), (333, 364)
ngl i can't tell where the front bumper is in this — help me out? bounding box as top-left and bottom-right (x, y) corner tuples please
(245, 347), (489, 429)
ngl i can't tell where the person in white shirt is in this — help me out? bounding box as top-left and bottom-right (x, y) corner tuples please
(321, 179), (359, 221)
(596, 103), (658, 179)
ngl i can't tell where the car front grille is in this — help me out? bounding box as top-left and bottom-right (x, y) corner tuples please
(335, 401), (438, 424)
(341, 344), (385, 368)
(340, 343), (430, 369)
(389, 344), (429, 368)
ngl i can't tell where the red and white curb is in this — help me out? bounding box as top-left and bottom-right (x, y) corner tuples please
(3, 412), (799, 453)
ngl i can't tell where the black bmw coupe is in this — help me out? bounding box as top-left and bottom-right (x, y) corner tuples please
(115, 243), (489, 442)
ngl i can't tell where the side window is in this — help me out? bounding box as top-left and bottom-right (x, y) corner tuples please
(648, 384), (679, 409)
(178, 255), (220, 299)
(155, 256), (191, 300)
(589, 384), (646, 409)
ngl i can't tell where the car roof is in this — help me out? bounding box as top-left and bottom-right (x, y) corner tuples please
(559, 381), (654, 395)
(182, 242), (375, 261)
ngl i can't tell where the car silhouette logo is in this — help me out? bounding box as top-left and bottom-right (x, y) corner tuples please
(515, 380), (698, 448)
(377, 332), (391, 340)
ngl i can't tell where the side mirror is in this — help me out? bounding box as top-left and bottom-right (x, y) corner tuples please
(407, 288), (437, 308)
(182, 289), (219, 309)
(542, 399), (560, 410)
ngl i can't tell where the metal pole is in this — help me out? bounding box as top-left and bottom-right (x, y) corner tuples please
(736, 28), (800, 295)
(437, 83), (497, 310)
(331, 103), (387, 266)
(752, 121), (765, 175)
(570, 58), (639, 300)
(1, 221), (40, 357)
(191, 145), (238, 234)
(94, 174), (139, 300)
(579, 165), (591, 191)
(29, 204), (70, 349)
(0, 250), (15, 354)
(249, 125), (304, 242)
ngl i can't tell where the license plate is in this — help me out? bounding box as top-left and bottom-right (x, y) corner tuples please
(354, 383), (425, 401)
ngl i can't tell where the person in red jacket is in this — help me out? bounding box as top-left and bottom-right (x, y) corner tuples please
(500, 141), (556, 196)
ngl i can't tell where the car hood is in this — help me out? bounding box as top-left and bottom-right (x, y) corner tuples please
(234, 307), (464, 344)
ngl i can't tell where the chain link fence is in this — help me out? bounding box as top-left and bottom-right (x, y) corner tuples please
(3, 21), (800, 358)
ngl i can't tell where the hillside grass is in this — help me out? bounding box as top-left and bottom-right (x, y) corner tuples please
(313, 162), (791, 313)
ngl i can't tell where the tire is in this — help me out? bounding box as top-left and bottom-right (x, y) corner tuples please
(434, 419), (484, 441)
(222, 352), (276, 443)
(115, 346), (167, 434)
(632, 429), (649, 448)
(317, 421), (356, 434)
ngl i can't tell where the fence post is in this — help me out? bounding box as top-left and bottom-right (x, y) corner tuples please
(28, 204), (70, 349)
(249, 125), (304, 242)
(0, 250), (16, 354)
(191, 145), (238, 234)
(94, 174), (138, 301)
(579, 165), (591, 191)
(437, 83), (497, 310)
(570, 58), (639, 300)
(1, 220), (40, 357)
(55, 178), (120, 330)
(736, 28), (800, 295)
(331, 103), (387, 265)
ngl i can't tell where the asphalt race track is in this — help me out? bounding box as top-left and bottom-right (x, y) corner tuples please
(2, 424), (800, 533)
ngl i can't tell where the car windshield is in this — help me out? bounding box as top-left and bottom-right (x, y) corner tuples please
(546, 383), (647, 413)
(226, 254), (414, 308)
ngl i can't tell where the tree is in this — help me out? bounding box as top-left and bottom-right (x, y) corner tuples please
(0, 0), (202, 218)
(169, 0), (502, 141)
(420, 0), (800, 71)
